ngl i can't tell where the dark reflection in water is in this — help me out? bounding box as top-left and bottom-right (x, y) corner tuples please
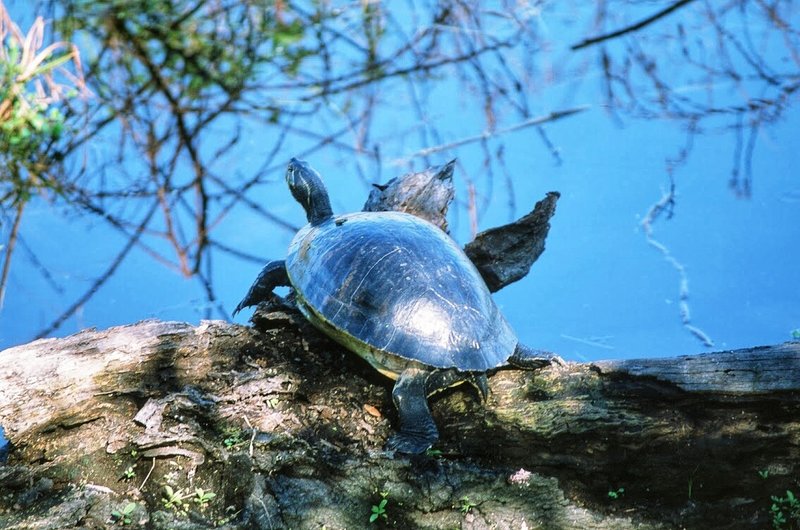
(0, 426), (7, 462)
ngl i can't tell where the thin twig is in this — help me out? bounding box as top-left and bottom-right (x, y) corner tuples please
(0, 201), (26, 310)
(243, 415), (256, 458)
(139, 457), (156, 491)
(394, 107), (589, 163)
(34, 200), (159, 339)
(641, 186), (714, 348)
(572, 0), (698, 50)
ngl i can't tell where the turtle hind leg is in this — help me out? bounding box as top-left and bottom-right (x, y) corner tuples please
(233, 260), (290, 316)
(425, 369), (489, 402)
(386, 367), (439, 455)
(508, 344), (565, 370)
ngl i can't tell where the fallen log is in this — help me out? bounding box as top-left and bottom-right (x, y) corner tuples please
(0, 313), (797, 529)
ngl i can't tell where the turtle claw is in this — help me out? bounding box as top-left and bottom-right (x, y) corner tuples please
(232, 291), (260, 317)
(535, 351), (566, 368)
(385, 431), (437, 455)
(233, 260), (290, 318)
(509, 344), (565, 369)
(549, 354), (567, 367)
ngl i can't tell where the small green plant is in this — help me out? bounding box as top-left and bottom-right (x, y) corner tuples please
(425, 448), (443, 458)
(121, 466), (135, 480)
(770, 490), (800, 529)
(459, 496), (477, 514)
(162, 485), (190, 515)
(215, 506), (241, 527)
(369, 490), (389, 523)
(193, 487), (216, 509)
(608, 487), (625, 500)
(222, 427), (244, 448)
(110, 502), (137, 525)
(791, 329), (800, 340)
(759, 469), (770, 479)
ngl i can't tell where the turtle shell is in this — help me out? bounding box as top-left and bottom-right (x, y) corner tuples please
(285, 211), (518, 376)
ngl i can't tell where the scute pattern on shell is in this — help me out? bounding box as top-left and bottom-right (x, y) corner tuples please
(285, 211), (517, 372)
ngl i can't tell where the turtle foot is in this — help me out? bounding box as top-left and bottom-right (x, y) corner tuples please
(233, 260), (289, 317)
(509, 345), (566, 369)
(233, 291), (265, 317)
(385, 430), (438, 455)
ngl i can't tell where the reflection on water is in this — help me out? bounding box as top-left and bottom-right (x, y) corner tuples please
(780, 190), (800, 204)
(0, 426), (7, 462)
(0, 2), (798, 360)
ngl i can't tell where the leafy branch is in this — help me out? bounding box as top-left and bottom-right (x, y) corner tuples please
(0, 0), (88, 308)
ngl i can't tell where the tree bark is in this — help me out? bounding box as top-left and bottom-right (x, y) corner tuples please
(0, 313), (797, 529)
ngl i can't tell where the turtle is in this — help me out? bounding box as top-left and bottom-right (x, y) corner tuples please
(234, 158), (560, 454)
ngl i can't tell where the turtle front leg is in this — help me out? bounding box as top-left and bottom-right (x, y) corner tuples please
(386, 367), (438, 455)
(233, 260), (290, 316)
(508, 343), (565, 369)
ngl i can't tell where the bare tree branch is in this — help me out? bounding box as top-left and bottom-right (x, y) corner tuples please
(0, 201), (24, 310)
(394, 107), (590, 163)
(571, 0), (698, 50)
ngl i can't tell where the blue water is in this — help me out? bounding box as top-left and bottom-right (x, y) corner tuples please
(4, 105), (797, 359)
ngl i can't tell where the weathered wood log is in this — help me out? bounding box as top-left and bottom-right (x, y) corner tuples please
(363, 160), (456, 232)
(0, 313), (798, 529)
(463, 191), (560, 292)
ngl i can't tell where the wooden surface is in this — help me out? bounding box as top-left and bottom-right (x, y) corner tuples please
(464, 191), (560, 292)
(592, 342), (800, 392)
(1, 317), (798, 529)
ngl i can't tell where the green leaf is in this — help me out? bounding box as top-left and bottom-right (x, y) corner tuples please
(274, 20), (304, 47)
(7, 42), (20, 65)
(30, 52), (75, 78)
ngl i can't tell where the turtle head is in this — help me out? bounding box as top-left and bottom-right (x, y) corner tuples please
(286, 158), (334, 225)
